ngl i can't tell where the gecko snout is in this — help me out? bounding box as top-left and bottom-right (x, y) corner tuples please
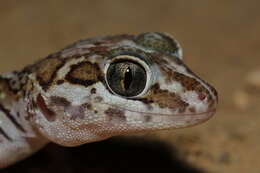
(180, 79), (218, 118)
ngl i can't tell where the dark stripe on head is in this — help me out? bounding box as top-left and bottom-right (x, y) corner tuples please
(35, 57), (65, 91)
(65, 61), (103, 87)
(0, 127), (12, 141)
(0, 104), (26, 133)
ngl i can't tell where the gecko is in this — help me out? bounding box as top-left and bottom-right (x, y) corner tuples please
(0, 32), (218, 168)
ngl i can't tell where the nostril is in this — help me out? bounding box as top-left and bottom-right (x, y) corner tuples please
(198, 92), (206, 101)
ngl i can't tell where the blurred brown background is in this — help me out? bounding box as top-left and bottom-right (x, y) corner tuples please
(1, 1), (260, 173)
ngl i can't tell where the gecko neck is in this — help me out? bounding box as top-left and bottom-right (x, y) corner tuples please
(0, 72), (49, 168)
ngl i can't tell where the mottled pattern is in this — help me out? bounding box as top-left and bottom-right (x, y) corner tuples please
(144, 83), (189, 111)
(50, 96), (71, 107)
(35, 57), (65, 90)
(105, 108), (126, 121)
(65, 61), (103, 87)
(0, 74), (27, 99)
(0, 32), (218, 169)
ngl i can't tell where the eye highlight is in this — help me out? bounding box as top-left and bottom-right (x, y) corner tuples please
(106, 58), (147, 97)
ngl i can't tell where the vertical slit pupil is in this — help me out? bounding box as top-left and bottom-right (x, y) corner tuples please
(124, 67), (132, 90)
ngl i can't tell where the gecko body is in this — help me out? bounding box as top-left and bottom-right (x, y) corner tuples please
(0, 32), (218, 168)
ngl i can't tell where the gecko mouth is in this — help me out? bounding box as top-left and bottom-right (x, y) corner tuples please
(100, 102), (217, 129)
(102, 102), (217, 117)
(119, 106), (216, 117)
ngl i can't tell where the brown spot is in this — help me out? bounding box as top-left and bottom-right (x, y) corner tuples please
(50, 96), (71, 107)
(87, 104), (92, 110)
(90, 88), (96, 94)
(36, 94), (56, 122)
(140, 83), (189, 110)
(35, 57), (65, 90)
(56, 80), (65, 85)
(189, 107), (196, 113)
(93, 41), (103, 46)
(198, 92), (206, 101)
(83, 103), (93, 110)
(105, 108), (126, 121)
(65, 61), (103, 87)
(94, 110), (98, 114)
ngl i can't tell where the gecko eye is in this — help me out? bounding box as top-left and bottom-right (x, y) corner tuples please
(134, 32), (182, 59)
(106, 59), (147, 97)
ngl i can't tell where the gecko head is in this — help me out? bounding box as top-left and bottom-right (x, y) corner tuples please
(33, 32), (218, 146)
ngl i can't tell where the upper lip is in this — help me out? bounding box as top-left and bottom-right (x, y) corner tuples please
(101, 102), (217, 117)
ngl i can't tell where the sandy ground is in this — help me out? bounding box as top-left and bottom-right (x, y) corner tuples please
(1, 1), (260, 172)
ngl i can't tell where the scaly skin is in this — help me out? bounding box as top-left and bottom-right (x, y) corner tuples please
(0, 32), (218, 168)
